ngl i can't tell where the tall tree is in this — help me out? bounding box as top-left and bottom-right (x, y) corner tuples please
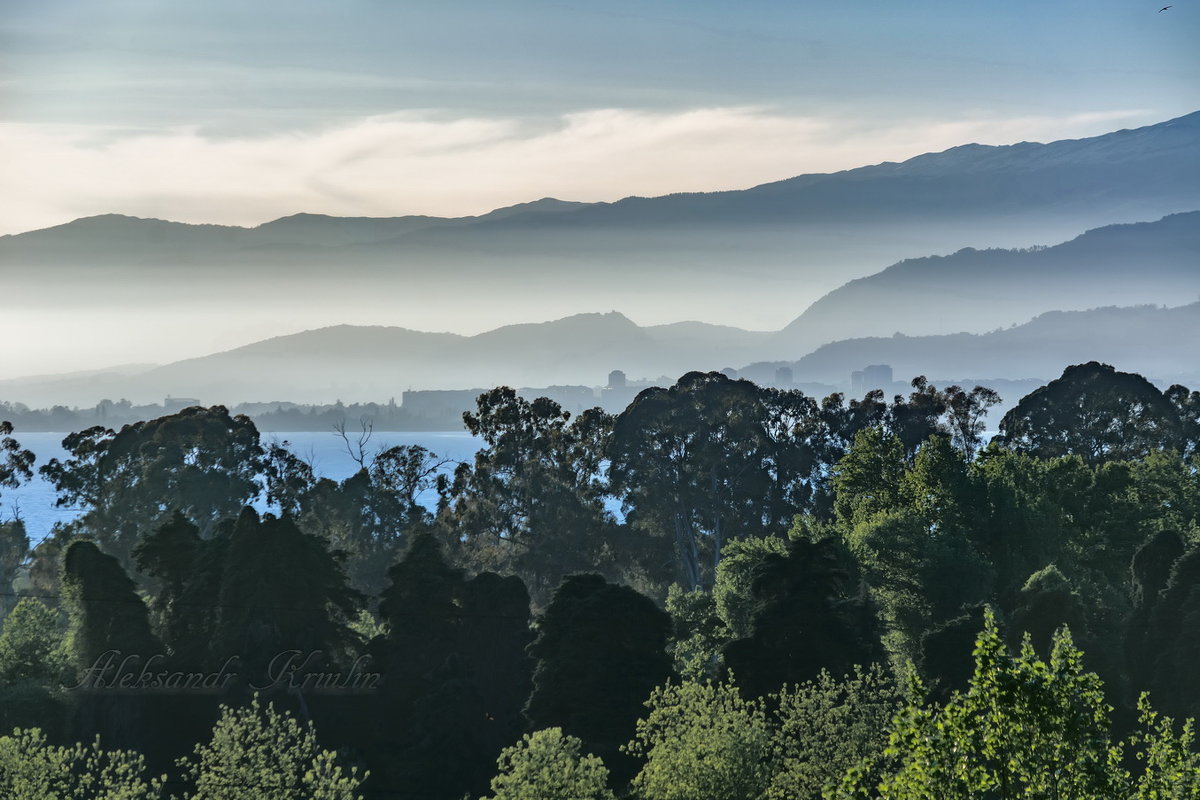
(834, 611), (1128, 800)
(722, 538), (881, 699)
(373, 533), (533, 800)
(40, 407), (266, 567)
(995, 362), (1183, 464)
(525, 574), (672, 785)
(210, 508), (363, 684)
(608, 372), (779, 591)
(445, 388), (616, 602)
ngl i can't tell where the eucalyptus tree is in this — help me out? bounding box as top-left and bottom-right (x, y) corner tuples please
(607, 372), (782, 591)
(40, 406), (266, 567)
(443, 387), (616, 602)
(996, 361), (1183, 464)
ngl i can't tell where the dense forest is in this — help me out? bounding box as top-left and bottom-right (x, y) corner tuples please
(3, 360), (1200, 798)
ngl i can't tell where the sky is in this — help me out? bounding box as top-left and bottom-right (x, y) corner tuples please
(1, 0), (1197, 236)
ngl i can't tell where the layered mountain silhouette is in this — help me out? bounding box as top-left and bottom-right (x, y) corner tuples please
(776, 211), (1200, 351)
(0, 313), (772, 406)
(743, 303), (1200, 389)
(3, 112), (1197, 407)
(4, 112), (1198, 335)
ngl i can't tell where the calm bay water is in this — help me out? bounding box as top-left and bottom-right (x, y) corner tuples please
(1, 430), (482, 545)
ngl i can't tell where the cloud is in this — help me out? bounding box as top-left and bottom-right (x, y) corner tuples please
(0, 106), (1156, 235)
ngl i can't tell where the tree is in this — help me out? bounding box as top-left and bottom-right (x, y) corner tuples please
(176, 696), (366, 800)
(625, 679), (775, 800)
(608, 372), (781, 591)
(713, 535), (789, 641)
(0, 518), (30, 620)
(834, 610), (1128, 800)
(0, 597), (69, 735)
(484, 728), (614, 800)
(0, 597), (68, 686)
(209, 508), (363, 683)
(942, 384), (1001, 455)
(60, 539), (160, 675)
(133, 511), (203, 654)
(273, 440), (451, 597)
(40, 407), (266, 567)
(996, 362), (1183, 464)
(722, 538), (881, 699)
(373, 533), (533, 800)
(525, 574), (673, 784)
(769, 665), (903, 800)
(886, 377), (948, 460)
(664, 584), (728, 680)
(445, 388), (616, 602)
(0, 728), (165, 800)
(0, 420), (35, 501)
(1165, 383), (1200, 460)
(1007, 564), (1087, 658)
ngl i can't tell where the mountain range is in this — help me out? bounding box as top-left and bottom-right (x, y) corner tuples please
(5, 111), (1199, 348)
(3, 209), (1198, 408)
(2, 111), (1197, 408)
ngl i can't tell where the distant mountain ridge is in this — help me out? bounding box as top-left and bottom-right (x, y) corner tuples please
(0, 313), (773, 406)
(742, 303), (1200, 388)
(3, 206), (1199, 407)
(4, 111), (1198, 340)
(777, 211), (1200, 350)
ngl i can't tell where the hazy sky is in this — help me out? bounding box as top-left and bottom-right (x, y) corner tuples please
(2, 0), (1197, 236)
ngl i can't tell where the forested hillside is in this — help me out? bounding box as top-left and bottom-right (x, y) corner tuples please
(4, 362), (1200, 797)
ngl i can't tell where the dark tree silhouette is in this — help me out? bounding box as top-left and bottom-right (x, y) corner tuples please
(996, 362), (1183, 464)
(40, 406), (265, 567)
(525, 573), (672, 786)
(722, 538), (881, 700)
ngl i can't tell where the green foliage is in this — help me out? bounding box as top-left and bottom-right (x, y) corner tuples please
(723, 538), (880, 699)
(664, 584), (727, 680)
(210, 509), (363, 677)
(1129, 694), (1200, 798)
(834, 609), (1128, 799)
(0, 420), (35, 498)
(0, 518), (31, 619)
(1008, 564), (1086, 657)
(0, 596), (68, 686)
(769, 665), (903, 800)
(0, 727), (165, 799)
(836, 436), (992, 664)
(376, 533), (533, 800)
(713, 535), (788, 640)
(484, 728), (614, 800)
(832, 428), (907, 527)
(177, 696), (365, 800)
(625, 679), (775, 800)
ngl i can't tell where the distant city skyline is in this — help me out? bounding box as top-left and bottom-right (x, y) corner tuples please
(2, 1), (1197, 235)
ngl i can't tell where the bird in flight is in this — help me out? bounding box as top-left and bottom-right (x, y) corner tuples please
(1159, 5), (1172, 10)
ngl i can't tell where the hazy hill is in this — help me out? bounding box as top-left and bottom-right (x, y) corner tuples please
(0, 313), (772, 406)
(743, 303), (1200, 389)
(776, 211), (1200, 351)
(4, 112), (1198, 340)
